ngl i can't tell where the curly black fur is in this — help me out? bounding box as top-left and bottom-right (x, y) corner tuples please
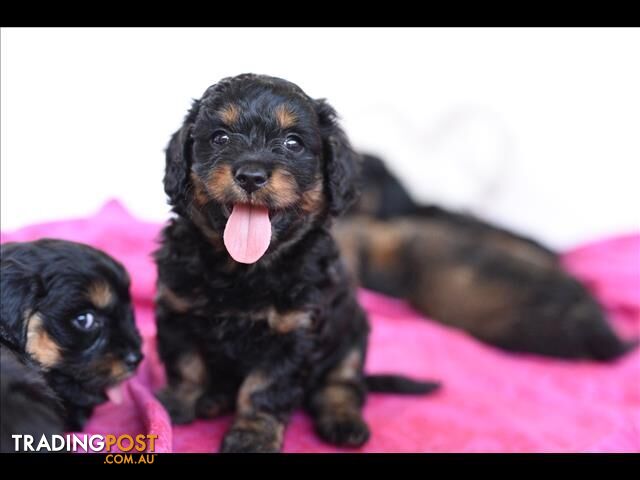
(154, 74), (438, 453)
(0, 345), (64, 452)
(337, 154), (637, 360)
(0, 239), (142, 436)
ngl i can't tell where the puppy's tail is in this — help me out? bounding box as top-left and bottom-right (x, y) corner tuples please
(365, 374), (441, 395)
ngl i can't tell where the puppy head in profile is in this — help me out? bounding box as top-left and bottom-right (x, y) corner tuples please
(345, 153), (418, 219)
(164, 73), (360, 264)
(0, 239), (142, 402)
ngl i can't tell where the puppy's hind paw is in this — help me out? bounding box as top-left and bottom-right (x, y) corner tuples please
(155, 387), (196, 425)
(220, 428), (282, 453)
(315, 414), (370, 447)
(220, 415), (284, 453)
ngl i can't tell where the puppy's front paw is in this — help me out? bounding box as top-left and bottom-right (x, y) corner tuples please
(219, 415), (284, 453)
(155, 387), (196, 425)
(315, 414), (370, 447)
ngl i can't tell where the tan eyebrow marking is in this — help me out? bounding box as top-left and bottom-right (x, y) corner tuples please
(88, 281), (114, 309)
(274, 104), (297, 129)
(218, 103), (241, 125)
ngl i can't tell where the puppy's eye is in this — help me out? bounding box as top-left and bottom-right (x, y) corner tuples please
(284, 135), (304, 153)
(72, 312), (98, 331)
(211, 131), (230, 146)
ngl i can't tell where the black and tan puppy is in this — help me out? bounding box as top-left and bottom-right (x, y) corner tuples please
(0, 239), (142, 447)
(155, 74), (437, 453)
(336, 154), (637, 360)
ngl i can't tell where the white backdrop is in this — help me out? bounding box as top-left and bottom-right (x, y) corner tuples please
(2, 28), (639, 249)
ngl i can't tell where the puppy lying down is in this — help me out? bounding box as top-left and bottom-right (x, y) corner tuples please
(335, 155), (637, 360)
(0, 239), (142, 452)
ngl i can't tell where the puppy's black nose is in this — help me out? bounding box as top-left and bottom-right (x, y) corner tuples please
(234, 165), (269, 193)
(123, 351), (142, 369)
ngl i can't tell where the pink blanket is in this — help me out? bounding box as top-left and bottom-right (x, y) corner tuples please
(2, 200), (639, 453)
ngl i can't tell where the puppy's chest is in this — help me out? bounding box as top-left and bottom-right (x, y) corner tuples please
(159, 231), (344, 341)
(175, 265), (321, 339)
(199, 265), (310, 309)
(198, 306), (314, 339)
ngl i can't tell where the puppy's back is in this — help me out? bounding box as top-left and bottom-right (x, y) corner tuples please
(0, 344), (64, 452)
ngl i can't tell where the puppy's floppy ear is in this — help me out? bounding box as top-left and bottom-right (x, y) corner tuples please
(0, 252), (44, 350)
(163, 100), (201, 212)
(315, 99), (362, 217)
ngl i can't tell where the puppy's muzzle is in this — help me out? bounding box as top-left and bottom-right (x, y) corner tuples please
(233, 163), (270, 194)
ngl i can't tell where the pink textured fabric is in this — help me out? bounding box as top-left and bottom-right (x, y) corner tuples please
(2, 200), (639, 453)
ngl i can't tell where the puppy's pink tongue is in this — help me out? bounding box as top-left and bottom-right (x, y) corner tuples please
(106, 385), (124, 405)
(223, 204), (271, 264)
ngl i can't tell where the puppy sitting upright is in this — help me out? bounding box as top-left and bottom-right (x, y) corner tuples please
(0, 239), (143, 438)
(155, 74), (436, 453)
